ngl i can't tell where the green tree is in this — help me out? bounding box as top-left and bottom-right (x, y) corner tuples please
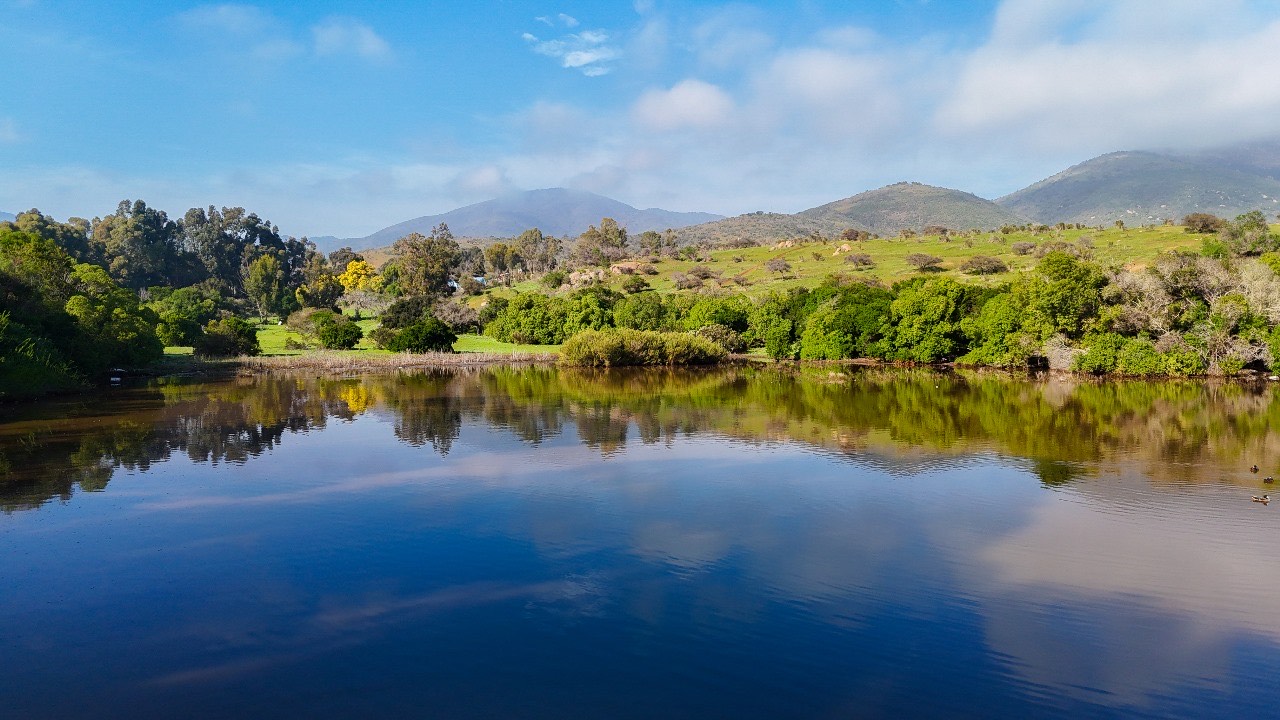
(243, 254), (287, 317)
(91, 200), (183, 290)
(390, 224), (460, 298)
(571, 218), (629, 267)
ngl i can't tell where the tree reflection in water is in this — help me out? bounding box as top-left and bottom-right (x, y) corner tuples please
(4, 366), (1279, 511)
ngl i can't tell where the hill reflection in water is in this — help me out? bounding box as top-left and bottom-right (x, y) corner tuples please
(2, 367), (1279, 718)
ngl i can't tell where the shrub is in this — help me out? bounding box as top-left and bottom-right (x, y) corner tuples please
(672, 272), (703, 290)
(1116, 339), (1163, 375)
(1072, 333), (1125, 374)
(380, 296), (435, 329)
(1011, 241), (1036, 255)
(368, 326), (397, 349)
(316, 318), (363, 350)
(688, 265), (718, 280)
(385, 317), (456, 353)
(559, 328), (725, 367)
(693, 323), (746, 353)
(622, 275), (651, 294)
(541, 270), (567, 289)
(844, 253), (874, 268)
(960, 256), (1008, 275)
(639, 263), (658, 276)
(193, 317), (260, 357)
(1183, 212), (1225, 234)
(765, 258), (791, 274)
(905, 253), (943, 271)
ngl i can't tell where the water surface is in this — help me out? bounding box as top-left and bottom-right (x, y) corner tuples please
(3, 367), (1279, 719)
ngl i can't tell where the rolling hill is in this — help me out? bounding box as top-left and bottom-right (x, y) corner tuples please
(0, 211), (15, 222)
(997, 151), (1280, 225)
(675, 182), (1027, 245)
(312, 188), (721, 253)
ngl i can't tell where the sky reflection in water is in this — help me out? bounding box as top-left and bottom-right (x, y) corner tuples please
(2, 367), (1279, 719)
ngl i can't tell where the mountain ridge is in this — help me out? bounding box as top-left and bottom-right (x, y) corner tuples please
(997, 150), (1280, 225)
(313, 188), (721, 253)
(673, 182), (1027, 246)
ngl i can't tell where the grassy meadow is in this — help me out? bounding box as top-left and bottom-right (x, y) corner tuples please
(501, 224), (1204, 299)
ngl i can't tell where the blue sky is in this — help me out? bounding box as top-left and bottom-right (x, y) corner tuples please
(3, 0), (1280, 238)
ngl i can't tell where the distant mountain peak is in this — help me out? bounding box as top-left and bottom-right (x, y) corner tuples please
(997, 149), (1280, 224)
(313, 188), (722, 253)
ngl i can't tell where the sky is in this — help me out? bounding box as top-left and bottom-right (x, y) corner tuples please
(3, 0), (1280, 239)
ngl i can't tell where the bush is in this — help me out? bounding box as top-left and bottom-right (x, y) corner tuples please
(844, 253), (874, 268)
(960, 256), (1008, 275)
(693, 323), (746, 353)
(386, 318), (456, 353)
(688, 265), (718, 280)
(368, 326), (397, 349)
(1183, 212), (1225, 234)
(316, 317), (363, 350)
(905, 253), (943, 271)
(639, 263), (658, 276)
(1011, 242), (1036, 256)
(559, 328), (725, 367)
(380, 295), (435, 329)
(541, 270), (566, 289)
(193, 317), (260, 357)
(622, 275), (651, 294)
(672, 273), (702, 290)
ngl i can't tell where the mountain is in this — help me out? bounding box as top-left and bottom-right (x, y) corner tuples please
(797, 182), (1026, 235)
(313, 188), (722, 253)
(0, 211), (14, 222)
(997, 151), (1280, 225)
(675, 182), (1026, 245)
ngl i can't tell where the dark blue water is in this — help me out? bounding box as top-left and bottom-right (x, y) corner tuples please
(2, 368), (1279, 718)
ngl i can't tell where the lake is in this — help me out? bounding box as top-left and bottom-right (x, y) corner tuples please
(3, 366), (1280, 719)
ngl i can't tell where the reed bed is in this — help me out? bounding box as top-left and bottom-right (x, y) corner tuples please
(235, 350), (558, 374)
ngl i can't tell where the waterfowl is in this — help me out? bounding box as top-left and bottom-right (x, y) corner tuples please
(1266, 477), (1275, 484)
(1253, 494), (1271, 504)
(1251, 465), (1260, 473)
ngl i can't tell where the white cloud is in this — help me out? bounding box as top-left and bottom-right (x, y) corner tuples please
(939, 0), (1280, 153)
(633, 80), (734, 132)
(311, 17), (392, 62)
(523, 23), (620, 76)
(558, 13), (579, 28)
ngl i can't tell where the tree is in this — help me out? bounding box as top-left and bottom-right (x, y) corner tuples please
(571, 218), (629, 267)
(7, 209), (95, 263)
(295, 273), (345, 309)
(337, 259), (382, 293)
(1183, 213), (1224, 234)
(1220, 210), (1279, 256)
(91, 200), (183, 289)
(243, 254), (286, 317)
(328, 247), (364, 272)
(386, 317), (456, 353)
(193, 318), (260, 357)
(905, 253), (943, 271)
(515, 228), (560, 272)
(390, 224), (460, 298)
(960, 256), (1008, 275)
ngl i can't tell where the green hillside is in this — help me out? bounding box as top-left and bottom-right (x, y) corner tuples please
(998, 151), (1280, 225)
(506, 224), (1206, 300)
(675, 182), (1026, 246)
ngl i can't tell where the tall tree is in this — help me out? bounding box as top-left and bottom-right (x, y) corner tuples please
(91, 200), (182, 290)
(7, 210), (95, 263)
(571, 218), (629, 267)
(390, 223), (460, 298)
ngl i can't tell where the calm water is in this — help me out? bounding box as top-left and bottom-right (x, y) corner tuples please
(3, 366), (1280, 719)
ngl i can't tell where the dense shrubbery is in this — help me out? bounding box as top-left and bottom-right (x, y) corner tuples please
(193, 317), (260, 357)
(315, 315), (363, 350)
(559, 329), (726, 367)
(385, 317), (457, 353)
(1, 229), (165, 395)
